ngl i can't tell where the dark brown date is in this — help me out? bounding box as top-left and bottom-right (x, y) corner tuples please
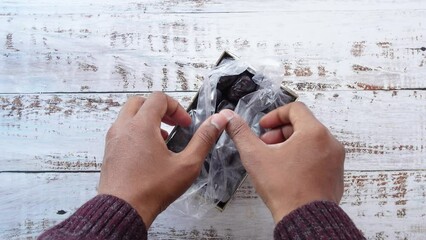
(216, 89), (223, 104)
(217, 75), (238, 91)
(226, 74), (257, 103)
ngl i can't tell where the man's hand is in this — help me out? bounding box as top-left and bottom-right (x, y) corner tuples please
(98, 92), (233, 228)
(225, 102), (345, 223)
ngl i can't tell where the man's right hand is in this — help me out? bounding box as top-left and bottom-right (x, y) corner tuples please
(223, 102), (345, 223)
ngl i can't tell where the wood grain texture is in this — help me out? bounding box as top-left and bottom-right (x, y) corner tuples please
(0, 171), (424, 239)
(0, 92), (191, 171)
(2, 0), (426, 14)
(2, 0), (425, 239)
(1, 91), (425, 171)
(1, 1), (425, 92)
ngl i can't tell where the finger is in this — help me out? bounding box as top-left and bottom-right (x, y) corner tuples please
(116, 96), (146, 123)
(162, 115), (177, 126)
(260, 125), (294, 144)
(281, 125), (294, 140)
(226, 112), (264, 155)
(259, 102), (318, 130)
(182, 109), (235, 164)
(261, 128), (284, 144)
(136, 92), (191, 127)
(161, 129), (169, 140)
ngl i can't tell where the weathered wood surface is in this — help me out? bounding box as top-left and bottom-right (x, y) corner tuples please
(1, 1), (425, 92)
(0, 171), (424, 239)
(1, 91), (425, 171)
(1, 0), (426, 239)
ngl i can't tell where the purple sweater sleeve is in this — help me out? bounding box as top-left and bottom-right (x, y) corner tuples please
(38, 195), (147, 240)
(274, 201), (365, 239)
(39, 196), (363, 240)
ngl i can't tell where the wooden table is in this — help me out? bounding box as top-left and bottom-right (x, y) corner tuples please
(1, 0), (425, 239)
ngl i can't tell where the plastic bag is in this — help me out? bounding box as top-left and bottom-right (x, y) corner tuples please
(167, 58), (296, 217)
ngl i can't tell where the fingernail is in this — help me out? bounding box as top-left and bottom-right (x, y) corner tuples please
(220, 109), (234, 121)
(210, 114), (226, 130)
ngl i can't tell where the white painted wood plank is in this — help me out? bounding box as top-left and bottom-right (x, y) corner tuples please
(1, 4), (425, 92)
(0, 90), (425, 171)
(0, 92), (193, 171)
(0, 171), (424, 239)
(1, 0), (425, 14)
(1, 2), (424, 240)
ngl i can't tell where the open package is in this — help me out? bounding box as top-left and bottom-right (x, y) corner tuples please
(166, 51), (298, 216)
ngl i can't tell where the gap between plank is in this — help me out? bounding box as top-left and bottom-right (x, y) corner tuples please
(0, 90), (198, 95)
(1, 88), (426, 96)
(18, 9), (426, 16)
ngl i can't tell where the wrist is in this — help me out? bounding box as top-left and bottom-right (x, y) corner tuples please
(270, 200), (304, 223)
(121, 195), (161, 229)
(133, 203), (158, 228)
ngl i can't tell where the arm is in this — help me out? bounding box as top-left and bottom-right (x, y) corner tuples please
(274, 201), (364, 239)
(39, 92), (232, 239)
(225, 102), (365, 239)
(38, 195), (147, 240)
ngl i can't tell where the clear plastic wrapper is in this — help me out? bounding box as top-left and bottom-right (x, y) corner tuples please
(167, 58), (296, 217)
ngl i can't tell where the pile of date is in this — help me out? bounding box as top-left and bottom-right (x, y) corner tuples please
(215, 70), (257, 112)
(166, 70), (258, 154)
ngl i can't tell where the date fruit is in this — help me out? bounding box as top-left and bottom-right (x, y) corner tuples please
(227, 74), (257, 103)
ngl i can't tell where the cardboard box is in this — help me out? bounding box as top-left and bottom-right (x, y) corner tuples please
(166, 51), (298, 210)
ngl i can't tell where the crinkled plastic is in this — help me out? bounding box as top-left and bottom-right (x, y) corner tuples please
(166, 58), (296, 218)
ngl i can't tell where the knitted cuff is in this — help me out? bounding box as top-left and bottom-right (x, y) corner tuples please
(38, 195), (147, 240)
(274, 201), (365, 240)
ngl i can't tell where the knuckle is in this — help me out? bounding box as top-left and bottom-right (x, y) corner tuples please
(336, 141), (346, 160)
(290, 101), (308, 112)
(127, 96), (142, 104)
(106, 124), (118, 140)
(150, 91), (168, 105)
(228, 118), (248, 139)
(312, 124), (330, 140)
(292, 101), (307, 108)
(125, 96), (145, 109)
(196, 128), (216, 146)
(151, 91), (166, 99)
(128, 96), (139, 102)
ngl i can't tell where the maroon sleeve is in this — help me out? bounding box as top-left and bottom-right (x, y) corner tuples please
(274, 201), (365, 240)
(38, 195), (147, 240)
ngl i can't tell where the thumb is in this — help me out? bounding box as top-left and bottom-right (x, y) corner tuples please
(182, 110), (235, 163)
(226, 113), (264, 156)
